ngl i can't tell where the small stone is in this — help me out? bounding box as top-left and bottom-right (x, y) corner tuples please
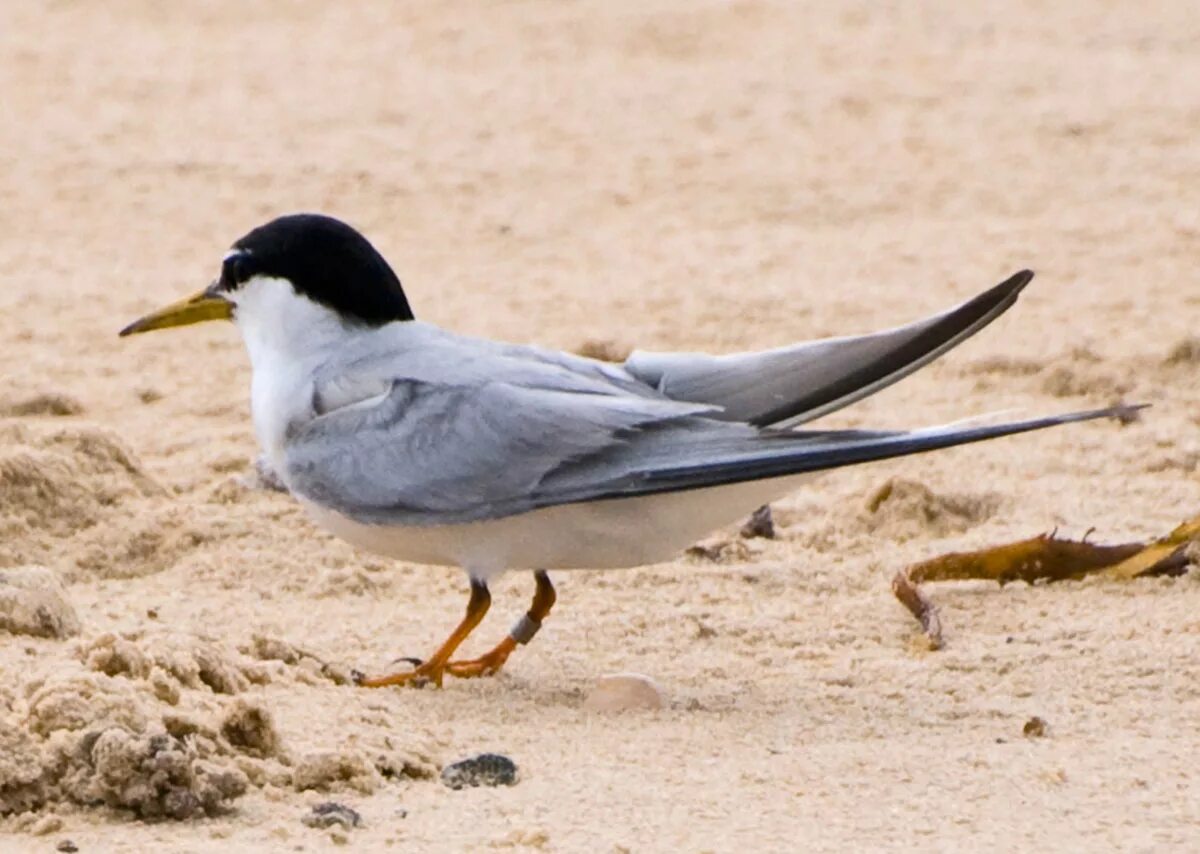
(1023, 716), (1048, 738)
(440, 754), (518, 790)
(739, 505), (775, 539)
(56, 842), (79, 853)
(302, 802), (362, 831)
(583, 673), (665, 713)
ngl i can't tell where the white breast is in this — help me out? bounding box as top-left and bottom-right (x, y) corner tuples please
(232, 276), (353, 471)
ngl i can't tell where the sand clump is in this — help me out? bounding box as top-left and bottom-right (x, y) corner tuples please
(0, 566), (81, 639)
(0, 630), (435, 820)
(0, 422), (213, 580)
(0, 423), (192, 580)
(220, 698), (281, 758)
(243, 634), (353, 687)
(2, 671), (250, 819)
(4, 636), (264, 819)
(1163, 336), (1200, 366)
(0, 424), (159, 537)
(0, 394), (85, 418)
(292, 748), (435, 794)
(858, 478), (999, 541)
(291, 751), (382, 794)
(83, 631), (265, 696)
(963, 349), (1133, 401)
(53, 728), (247, 820)
(796, 478), (1001, 552)
(1039, 365), (1129, 400)
(0, 629), (440, 820)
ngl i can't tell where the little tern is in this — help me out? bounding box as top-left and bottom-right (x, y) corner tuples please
(120, 213), (1133, 687)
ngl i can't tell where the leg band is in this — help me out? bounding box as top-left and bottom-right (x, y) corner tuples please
(509, 613), (542, 645)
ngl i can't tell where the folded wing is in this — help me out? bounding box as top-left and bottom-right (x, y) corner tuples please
(285, 356), (1134, 526)
(284, 375), (722, 525)
(624, 270), (1032, 426)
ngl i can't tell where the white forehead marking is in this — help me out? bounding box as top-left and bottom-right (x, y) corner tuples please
(223, 249), (249, 262)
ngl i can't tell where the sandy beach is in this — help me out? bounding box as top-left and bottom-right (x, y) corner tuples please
(2, 1), (1199, 850)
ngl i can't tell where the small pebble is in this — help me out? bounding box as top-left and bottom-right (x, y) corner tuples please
(302, 802), (362, 831)
(56, 842), (78, 853)
(583, 673), (665, 713)
(440, 753), (518, 790)
(1023, 716), (1048, 738)
(739, 505), (776, 539)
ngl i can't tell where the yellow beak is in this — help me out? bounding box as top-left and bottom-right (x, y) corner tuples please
(119, 284), (233, 337)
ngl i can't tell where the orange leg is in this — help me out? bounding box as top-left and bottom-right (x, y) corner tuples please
(445, 571), (556, 679)
(354, 579), (491, 688)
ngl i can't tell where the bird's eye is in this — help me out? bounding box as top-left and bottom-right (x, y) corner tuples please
(220, 252), (256, 289)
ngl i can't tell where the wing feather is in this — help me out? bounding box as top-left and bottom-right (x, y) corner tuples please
(624, 271), (1031, 426)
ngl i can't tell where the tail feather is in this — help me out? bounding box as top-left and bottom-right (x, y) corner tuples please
(583, 405), (1141, 503)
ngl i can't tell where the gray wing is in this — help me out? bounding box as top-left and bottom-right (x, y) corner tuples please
(282, 286), (1129, 527)
(284, 370), (726, 525)
(624, 271), (1031, 426)
(285, 348), (1134, 526)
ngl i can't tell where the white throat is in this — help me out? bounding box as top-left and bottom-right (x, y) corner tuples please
(233, 276), (353, 369)
(231, 276), (357, 470)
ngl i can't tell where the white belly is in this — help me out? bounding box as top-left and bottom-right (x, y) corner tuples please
(301, 474), (813, 578)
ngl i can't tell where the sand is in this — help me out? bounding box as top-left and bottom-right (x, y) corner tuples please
(2, 0), (1200, 850)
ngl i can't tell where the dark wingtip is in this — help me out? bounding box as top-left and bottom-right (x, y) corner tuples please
(970, 268), (1034, 316)
(1004, 269), (1035, 294)
(1105, 402), (1150, 425)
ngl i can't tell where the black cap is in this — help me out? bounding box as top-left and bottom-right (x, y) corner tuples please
(219, 213), (415, 325)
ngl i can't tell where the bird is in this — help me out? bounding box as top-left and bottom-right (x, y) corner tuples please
(119, 213), (1133, 688)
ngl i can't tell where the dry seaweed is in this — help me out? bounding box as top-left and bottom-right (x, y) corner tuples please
(893, 515), (1200, 649)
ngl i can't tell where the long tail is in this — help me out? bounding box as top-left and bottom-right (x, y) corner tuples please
(588, 405), (1140, 502)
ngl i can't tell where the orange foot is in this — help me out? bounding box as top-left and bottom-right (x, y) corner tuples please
(445, 638), (518, 679)
(355, 571), (554, 689)
(355, 579), (492, 688)
(353, 658), (448, 689)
